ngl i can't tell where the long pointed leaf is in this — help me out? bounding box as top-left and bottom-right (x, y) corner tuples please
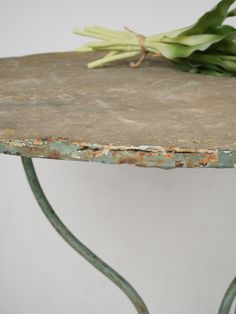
(178, 0), (235, 36)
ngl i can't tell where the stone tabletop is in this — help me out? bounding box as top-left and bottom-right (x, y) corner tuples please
(0, 51), (235, 169)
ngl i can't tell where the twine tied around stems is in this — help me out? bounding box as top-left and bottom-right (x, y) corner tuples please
(124, 27), (148, 67)
(124, 27), (162, 68)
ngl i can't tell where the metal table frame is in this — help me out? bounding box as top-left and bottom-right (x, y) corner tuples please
(21, 157), (236, 314)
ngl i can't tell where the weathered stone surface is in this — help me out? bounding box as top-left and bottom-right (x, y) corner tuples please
(0, 51), (235, 168)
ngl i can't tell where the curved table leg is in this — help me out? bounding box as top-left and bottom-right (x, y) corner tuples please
(21, 157), (149, 314)
(219, 277), (236, 314)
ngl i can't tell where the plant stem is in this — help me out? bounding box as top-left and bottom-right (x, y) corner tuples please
(88, 51), (139, 68)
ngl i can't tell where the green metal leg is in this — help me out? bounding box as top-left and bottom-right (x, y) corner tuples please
(219, 277), (236, 314)
(21, 156), (236, 314)
(21, 157), (149, 314)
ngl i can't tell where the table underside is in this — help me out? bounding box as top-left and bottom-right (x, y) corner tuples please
(0, 51), (236, 168)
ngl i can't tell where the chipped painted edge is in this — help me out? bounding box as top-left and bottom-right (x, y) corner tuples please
(0, 137), (236, 169)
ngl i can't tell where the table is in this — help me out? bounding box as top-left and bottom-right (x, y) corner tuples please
(0, 51), (235, 314)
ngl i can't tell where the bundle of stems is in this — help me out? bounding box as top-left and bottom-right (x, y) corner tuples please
(74, 0), (236, 76)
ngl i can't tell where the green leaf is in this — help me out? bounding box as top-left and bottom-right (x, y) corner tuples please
(152, 25), (235, 60)
(227, 7), (236, 16)
(161, 25), (235, 45)
(186, 51), (236, 72)
(211, 37), (236, 54)
(175, 58), (236, 76)
(150, 0), (235, 41)
(178, 0), (235, 36)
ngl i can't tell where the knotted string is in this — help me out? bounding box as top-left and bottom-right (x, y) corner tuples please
(124, 27), (148, 67)
(124, 27), (163, 68)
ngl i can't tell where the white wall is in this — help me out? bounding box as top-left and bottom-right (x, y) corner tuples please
(0, 1), (236, 313)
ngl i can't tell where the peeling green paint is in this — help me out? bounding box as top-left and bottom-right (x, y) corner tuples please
(1, 137), (236, 169)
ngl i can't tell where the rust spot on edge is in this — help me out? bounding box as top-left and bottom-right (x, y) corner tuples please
(175, 160), (184, 168)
